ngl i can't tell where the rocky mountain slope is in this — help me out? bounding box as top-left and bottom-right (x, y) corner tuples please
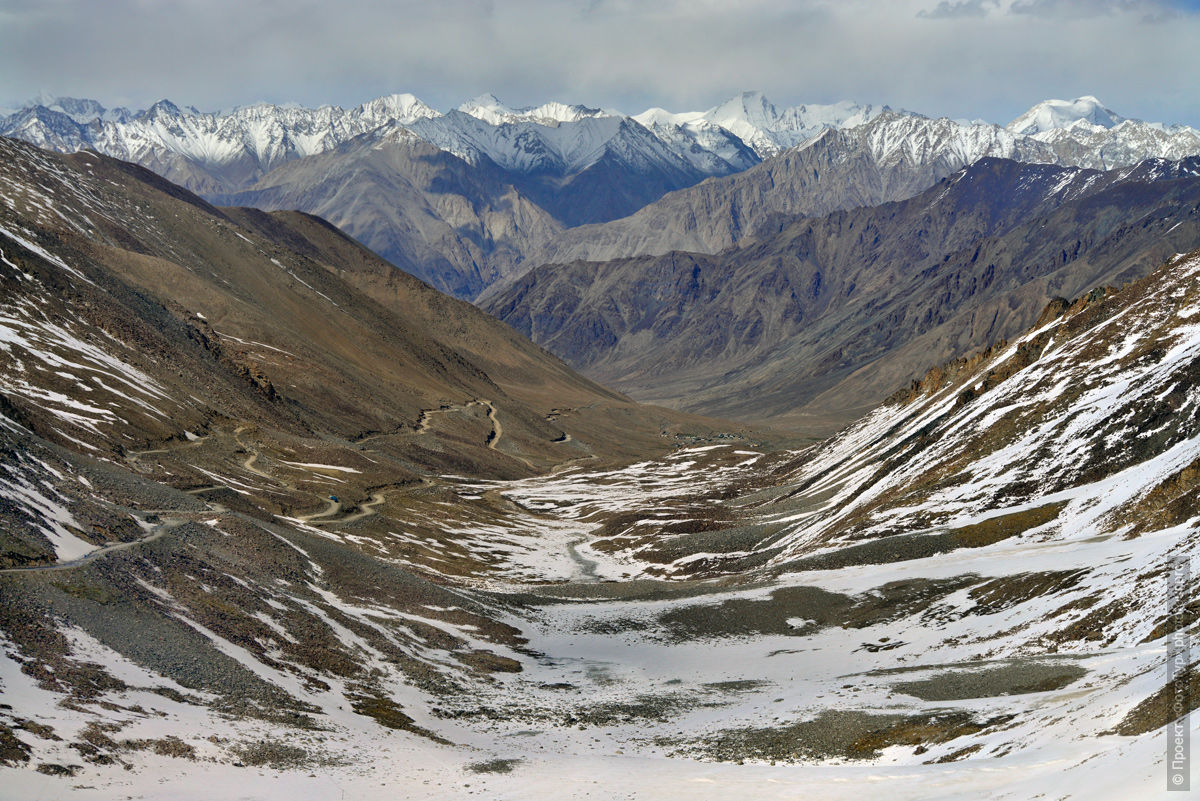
(503, 113), (1040, 276)
(218, 128), (564, 298)
(0, 131), (1196, 796)
(0, 134), (742, 561)
(486, 156), (1200, 430)
(401, 111), (735, 228)
(0, 94), (759, 297)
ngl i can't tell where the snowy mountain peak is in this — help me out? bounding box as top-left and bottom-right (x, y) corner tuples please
(526, 100), (609, 124)
(788, 100), (889, 129)
(1007, 96), (1125, 135)
(145, 98), (183, 118)
(693, 92), (889, 158)
(457, 93), (514, 124)
(458, 95), (610, 126)
(356, 93), (440, 124)
(631, 107), (702, 128)
(35, 96), (107, 124)
(706, 91), (779, 129)
(467, 92), (505, 107)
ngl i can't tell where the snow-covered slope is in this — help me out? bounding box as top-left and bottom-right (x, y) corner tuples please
(632, 108), (762, 173)
(634, 92), (886, 160)
(457, 93), (614, 126)
(0, 94), (442, 193)
(754, 254), (1200, 574)
(464, 253), (1200, 796)
(101, 93), (433, 160)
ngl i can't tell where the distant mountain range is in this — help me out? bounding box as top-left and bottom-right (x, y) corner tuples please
(5, 92), (1200, 297)
(501, 99), (1200, 282)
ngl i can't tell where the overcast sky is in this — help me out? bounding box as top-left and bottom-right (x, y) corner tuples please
(2, 0), (1199, 126)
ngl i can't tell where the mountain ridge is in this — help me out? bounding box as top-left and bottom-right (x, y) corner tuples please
(484, 155), (1200, 430)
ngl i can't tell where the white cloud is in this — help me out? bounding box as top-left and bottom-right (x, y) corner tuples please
(918, 0), (995, 19)
(0, 0), (1197, 128)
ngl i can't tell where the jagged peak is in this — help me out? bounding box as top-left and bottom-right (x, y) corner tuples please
(32, 96), (108, 123)
(358, 93), (440, 122)
(144, 98), (184, 117)
(458, 95), (609, 126)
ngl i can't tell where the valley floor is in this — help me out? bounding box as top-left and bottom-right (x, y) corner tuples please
(1, 438), (1194, 800)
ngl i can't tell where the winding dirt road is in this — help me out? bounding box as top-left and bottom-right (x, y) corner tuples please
(0, 517), (186, 575)
(296, 496), (342, 522)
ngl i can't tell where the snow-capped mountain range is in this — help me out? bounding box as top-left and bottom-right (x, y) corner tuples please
(5, 91), (1199, 199)
(635, 93), (889, 158)
(7, 90), (1200, 301)
(0, 93), (444, 194)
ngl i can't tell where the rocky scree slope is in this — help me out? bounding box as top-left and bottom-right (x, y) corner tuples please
(0, 134), (758, 784)
(428, 253), (1200, 793)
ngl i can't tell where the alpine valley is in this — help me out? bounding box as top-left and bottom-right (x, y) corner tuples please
(0, 86), (1198, 801)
